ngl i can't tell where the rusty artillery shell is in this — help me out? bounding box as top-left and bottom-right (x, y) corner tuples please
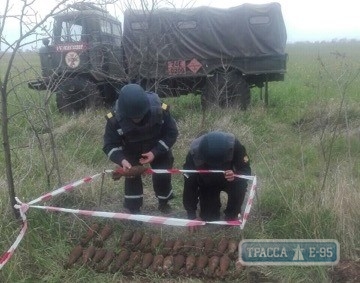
(119, 230), (134, 246)
(130, 230), (144, 248)
(94, 224), (113, 247)
(150, 235), (162, 252)
(82, 245), (96, 264)
(172, 239), (184, 255)
(217, 237), (229, 255)
(207, 255), (220, 277)
(162, 239), (175, 256)
(96, 250), (115, 272)
(137, 233), (151, 251)
(128, 165), (148, 176)
(126, 251), (142, 271)
(112, 165), (147, 179)
(110, 249), (131, 273)
(64, 245), (83, 269)
(182, 238), (194, 253)
(91, 248), (107, 266)
(173, 254), (185, 274)
(112, 170), (123, 181)
(141, 252), (154, 269)
(227, 239), (238, 254)
(117, 165), (147, 177)
(80, 223), (100, 246)
(216, 254), (231, 278)
(204, 237), (215, 255)
(162, 255), (174, 273)
(185, 254), (196, 274)
(195, 255), (208, 277)
(151, 254), (164, 273)
(227, 238), (238, 259)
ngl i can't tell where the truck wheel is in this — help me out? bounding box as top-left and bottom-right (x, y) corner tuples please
(85, 80), (102, 110)
(202, 69), (250, 110)
(56, 77), (101, 114)
(101, 84), (119, 108)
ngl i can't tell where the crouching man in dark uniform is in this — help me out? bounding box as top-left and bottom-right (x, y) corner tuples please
(183, 131), (251, 223)
(103, 84), (178, 214)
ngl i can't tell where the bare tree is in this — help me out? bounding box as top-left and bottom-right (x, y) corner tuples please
(0, 0), (71, 218)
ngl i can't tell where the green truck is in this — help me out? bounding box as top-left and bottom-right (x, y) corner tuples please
(28, 2), (287, 113)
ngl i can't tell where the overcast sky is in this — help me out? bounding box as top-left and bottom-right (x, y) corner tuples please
(1, 0), (360, 50)
(199, 0), (360, 42)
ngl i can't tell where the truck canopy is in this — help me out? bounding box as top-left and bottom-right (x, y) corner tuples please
(123, 2), (287, 61)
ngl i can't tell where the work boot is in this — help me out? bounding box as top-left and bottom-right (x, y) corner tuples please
(158, 203), (172, 214)
(157, 193), (175, 214)
(123, 207), (140, 214)
(224, 213), (241, 221)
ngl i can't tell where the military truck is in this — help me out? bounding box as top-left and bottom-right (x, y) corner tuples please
(29, 2), (287, 112)
(28, 2), (127, 114)
(123, 2), (288, 109)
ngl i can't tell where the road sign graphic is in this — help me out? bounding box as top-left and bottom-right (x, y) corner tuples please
(239, 239), (339, 266)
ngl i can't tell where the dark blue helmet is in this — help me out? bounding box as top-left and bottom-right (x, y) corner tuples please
(199, 131), (229, 165)
(116, 84), (150, 119)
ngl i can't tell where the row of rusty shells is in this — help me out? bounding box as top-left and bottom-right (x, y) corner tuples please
(65, 245), (245, 278)
(78, 224), (239, 258)
(124, 232), (239, 259)
(67, 223), (243, 278)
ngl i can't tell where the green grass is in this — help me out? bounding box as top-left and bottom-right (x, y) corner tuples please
(1, 41), (360, 282)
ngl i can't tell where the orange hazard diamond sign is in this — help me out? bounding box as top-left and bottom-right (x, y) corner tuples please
(187, 58), (202, 73)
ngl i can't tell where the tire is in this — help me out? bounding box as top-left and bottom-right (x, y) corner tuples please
(101, 84), (119, 108)
(202, 69), (250, 110)
(56, 77), (101, 114)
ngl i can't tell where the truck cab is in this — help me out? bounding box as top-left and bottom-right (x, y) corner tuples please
(29, 3), (126, 113)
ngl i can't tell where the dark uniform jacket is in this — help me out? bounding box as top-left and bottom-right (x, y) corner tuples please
(103, 92), (178, 165)
(183, 133), (251, 219)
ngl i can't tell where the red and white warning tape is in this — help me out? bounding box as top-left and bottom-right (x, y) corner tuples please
(28, 173), (103, 205)
(0, 199), (28, 270)
(240, 176), (257, 230)
(26, 205), (247, 227)
(108, 168), (255, 181)
(28, 205), (207, 227)
(0, 169), (257, 270)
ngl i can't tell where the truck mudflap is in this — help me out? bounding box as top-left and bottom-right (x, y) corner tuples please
(28, 78), (47, 90)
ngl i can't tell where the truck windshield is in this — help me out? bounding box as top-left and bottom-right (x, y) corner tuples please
(59, 20), (83, 42)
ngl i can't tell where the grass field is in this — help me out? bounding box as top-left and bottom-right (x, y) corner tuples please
(1, 41), (359, 282)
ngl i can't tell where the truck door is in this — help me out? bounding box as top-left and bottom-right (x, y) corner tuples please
(52, 16), (90, 72)
(96, 19), (125, 78)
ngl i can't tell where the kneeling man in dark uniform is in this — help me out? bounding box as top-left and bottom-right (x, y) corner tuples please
(183, 131), (251, 221)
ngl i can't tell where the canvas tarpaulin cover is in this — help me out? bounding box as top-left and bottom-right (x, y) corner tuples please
(123, 2), (287, 62)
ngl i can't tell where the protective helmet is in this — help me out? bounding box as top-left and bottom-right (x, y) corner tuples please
(199, 131), (229, 165)
(116, 84), (150, 119)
